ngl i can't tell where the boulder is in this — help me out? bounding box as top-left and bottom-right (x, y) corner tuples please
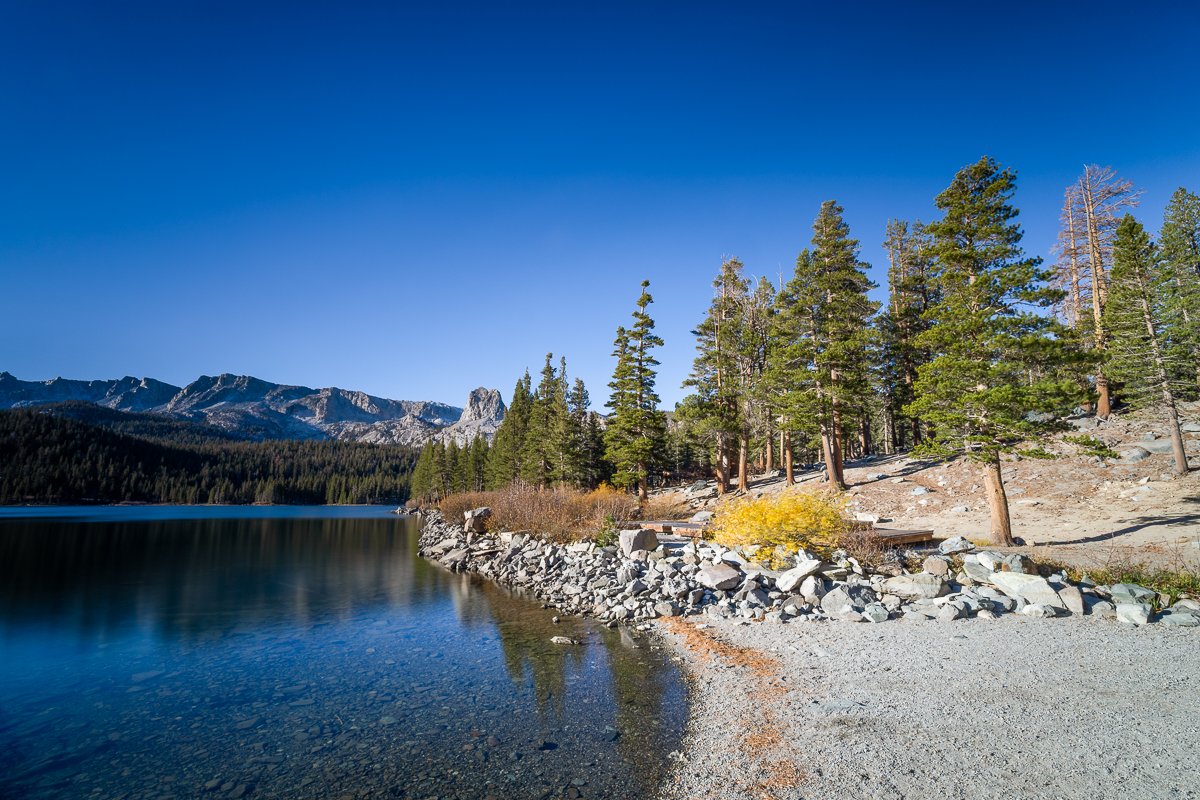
(618, 528), (659, 557)
(697, 563), (742, 591)
(689, 510), (715, 524)
(861, 603), (890, 623)
(938, 536), (975, 555)
(1160, 611), (1200, 627)
(654, 601), (681, 617)
(1119, 447), (1151, 463)
(881, 573), (948, 600)
(922, 556), (951, 577)
(1020, 603), (1059, 619)
(1116, 603), (1152, 626)
(1057, 584), (1085, 615)
(550, 636), (578, 645)
(989, 572), (1067, 610)
(1110, 583), (1156, 606)
(776, 559), (825, 592)
(463, 507), (492, 534)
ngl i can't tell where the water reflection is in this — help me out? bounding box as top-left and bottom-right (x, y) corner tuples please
(0, 510), (686, 800)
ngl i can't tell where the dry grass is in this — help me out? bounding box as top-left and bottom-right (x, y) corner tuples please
(437, 482), (648, 541)
(1047, 541), (1200, 604)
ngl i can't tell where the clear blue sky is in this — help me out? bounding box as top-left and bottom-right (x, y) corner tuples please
(3, 1), (1198, 409)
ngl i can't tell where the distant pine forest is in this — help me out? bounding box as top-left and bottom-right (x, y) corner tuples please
(0, 403), (417, 505)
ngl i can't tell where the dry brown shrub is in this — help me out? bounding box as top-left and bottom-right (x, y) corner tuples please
(437, 491), (497, 523)
(437, 483), (643, 541)
(640, 493), (691, 521)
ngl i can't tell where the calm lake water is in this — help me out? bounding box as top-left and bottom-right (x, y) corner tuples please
(0, 507), (687, 800)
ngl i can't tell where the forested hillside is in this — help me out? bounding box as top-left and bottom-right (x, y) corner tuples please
(0, 405), (416, 505)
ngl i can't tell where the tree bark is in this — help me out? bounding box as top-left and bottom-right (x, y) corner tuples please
(636, 460), (648, 501)
(765, 425), (775, 472)
(983, 455), (1014, 546)
(783, 430), (794, 485)
(714, 433), (729, 494)
(737, 434), (749, 491)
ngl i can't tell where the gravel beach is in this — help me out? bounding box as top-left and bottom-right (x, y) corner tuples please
(655, 615), (1200, 800)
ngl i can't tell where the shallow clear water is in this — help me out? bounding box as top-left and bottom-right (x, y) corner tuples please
(0, 507), (687, 799)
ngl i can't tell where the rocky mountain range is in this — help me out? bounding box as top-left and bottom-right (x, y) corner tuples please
(0, 371), (504, 446)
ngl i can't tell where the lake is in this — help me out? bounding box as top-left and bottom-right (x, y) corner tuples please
(0, 506), (688, 799)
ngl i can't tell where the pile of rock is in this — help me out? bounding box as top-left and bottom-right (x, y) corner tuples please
(418, 512), (1199, 629)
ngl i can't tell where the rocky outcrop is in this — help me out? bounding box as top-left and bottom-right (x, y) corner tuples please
(437, 387), (506, 445)
(0, 371), (503, 446)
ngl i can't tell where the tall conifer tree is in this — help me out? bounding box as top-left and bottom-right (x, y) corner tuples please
(1159, 187), (1200, 393)
(908, 157), (1082, 545)
(1104, 215), (1190, 474)
(605, 281), (667, 499)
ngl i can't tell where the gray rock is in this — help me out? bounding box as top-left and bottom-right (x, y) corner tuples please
(820, 587), (856, 616)
(861, 603), (890, 623)
(776, 559), (825, 592)
(618, 528), (659, 557)
(654, 601), (681, 617)
(937, 603), (966, 622)
(990, 572), (1067, 610)
(1020, 603), (1058, 619)
(911, 486), (930, 496)
(922, 556), (951, 577)
(1120, 446), (1151, 463)
(1180, 421), (1200, 433)
(697, 563), (742, 591)
(463, 506), (492, 534)
(939, 536), (975, 555)
(1057, 584), (1085, 615)
(882, 573), (948, 600)
(1160, 611), (1200, 627)
(950, 505), (971, 513)
(1110, 583), (1156, 606)
(1116, 603), (1152, 626)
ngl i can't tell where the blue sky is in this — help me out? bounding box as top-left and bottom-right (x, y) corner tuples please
(2, 1), (1198, 409)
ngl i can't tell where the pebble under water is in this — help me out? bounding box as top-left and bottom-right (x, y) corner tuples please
(0, 507), (687, 800)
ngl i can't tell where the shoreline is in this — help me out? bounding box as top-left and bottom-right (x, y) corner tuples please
(417, 508), (1200, 799)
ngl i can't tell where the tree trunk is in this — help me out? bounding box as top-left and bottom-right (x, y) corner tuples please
(636, 460), (648, 501)
(821, 430), (846, 490)
(737, 435), (749, 491)
(1137, 282), (1190, 475)
(983, 455), (1014, 546)
(783, 430), (794, 485)
(714, 433), (729, 494)
(765, 426), (775, 472)
(859, 418), (871, 458)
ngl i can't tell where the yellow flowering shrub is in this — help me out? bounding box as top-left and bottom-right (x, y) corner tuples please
(710, 489), (850, 565)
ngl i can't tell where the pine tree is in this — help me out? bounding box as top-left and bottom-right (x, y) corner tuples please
(486, 372), (532, 489)
(468, 433), (489, 492)
(520, 354), (560, 487)
(1104, 215), (1190, 474)
(685, 259), (749, 493)
(411, 441), (435, 504)
(567, 377), (598, 487)
(767, 202), (877, 490)
(547, 356), (582, 486)
(605, 280), (667, 499)
(1158, 187), (1200, 394)
(1072, 165), (1141, 417)
(878, 219), (937, 451)
(907, 157), (1083, 546)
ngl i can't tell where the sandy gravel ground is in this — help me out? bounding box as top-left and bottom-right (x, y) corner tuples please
(655, 614), (1200, 800)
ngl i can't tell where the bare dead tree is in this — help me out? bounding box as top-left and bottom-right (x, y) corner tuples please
(1074, 164), (1142, 417)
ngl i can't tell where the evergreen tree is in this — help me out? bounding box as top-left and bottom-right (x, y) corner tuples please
(684, 259), (750, 493)
(486, 372), (532, 488)
(1158, 187), (1200, 393)
(767, 202), (877, 490)
(907, 157), (1083, 545)
(520, 354), (560, 487)
(567, 377), (598, 487)
(1104, 215), (1190, 474)
(468, 433), (489, 491)
(878, 219), (937, 451)
(411, 442), (435, 504)
(605, 280), (667, 499)
(547, 356), (582, 486)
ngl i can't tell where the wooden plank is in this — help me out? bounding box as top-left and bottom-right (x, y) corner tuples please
(872, 527), (935, 545)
